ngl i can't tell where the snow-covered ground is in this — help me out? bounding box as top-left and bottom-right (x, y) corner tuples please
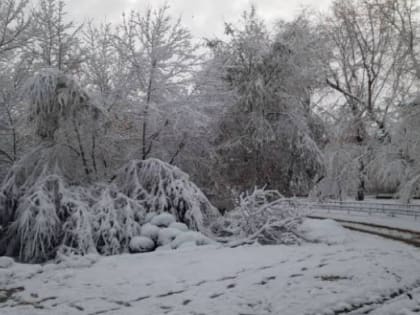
(1, 219), (420, 315)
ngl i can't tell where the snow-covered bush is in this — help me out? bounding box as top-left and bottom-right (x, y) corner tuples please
(0, 152), (129, 261)
(150, 212), (176, 227)
(140, 223), (160, 242)
(90, 186), (143, 255)
(0, 156), (222, 262)
(1, 173), (95, 262)
(171, 231), (214, 249)
(211, 188), (305, 245)
(169, 222), (189, 232)
(0, 145), (83, 230)
(157, 227), (182, 246)
(129, 236), (155, 253)
(112, 159), (220, 232)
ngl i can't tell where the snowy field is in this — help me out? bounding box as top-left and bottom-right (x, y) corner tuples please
(1, 219), (420, 315)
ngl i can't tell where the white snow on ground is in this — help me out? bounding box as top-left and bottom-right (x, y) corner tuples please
(310, 209), (420, 232)
(1, 219), (420, 315)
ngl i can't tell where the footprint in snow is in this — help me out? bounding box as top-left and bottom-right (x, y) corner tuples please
(182, 299), (192, 305)
(256, 276), (276, 285)
(217, 275), (237, 281)
(156, 289), (185, 298)
(209, 293), (224, 299)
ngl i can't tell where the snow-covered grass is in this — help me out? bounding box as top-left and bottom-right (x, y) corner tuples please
(1, 219), (420, 315)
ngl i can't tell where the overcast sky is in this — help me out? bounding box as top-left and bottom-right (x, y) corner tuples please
(64, 0), (333, 39)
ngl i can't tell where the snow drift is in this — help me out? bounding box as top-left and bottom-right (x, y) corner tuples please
(298, 218), (354, 245)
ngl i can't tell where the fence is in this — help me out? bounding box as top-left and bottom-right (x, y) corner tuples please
(306, 200), (420, 219)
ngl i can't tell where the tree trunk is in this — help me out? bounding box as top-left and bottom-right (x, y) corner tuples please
(142, 61), (156, 160)
(356, 158), (365, 201)
(72, 117), (91, 180)
(6, 106), (16, 162)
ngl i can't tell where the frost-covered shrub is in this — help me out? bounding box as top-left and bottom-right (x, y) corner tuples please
(0, 144), (85, 232)
(0, 176), (147, 261)
(169, 222), (189, 232)
(171, 231), (214, 249)
(140, 223), (160, 242)
(129, 236), (155, 253)
(56, 188), (96, 257)
(211, 188), (304, 245)
(157, 228), (182, 246)
(112, 159), (220, 232)
(90, 186), (143, 255)
(145, 212), (157, 223)
(0, 140), (107, 262)
(1, 174), (95, 262)
(0, 155), (223, 262)
(150, 212), (176, 227)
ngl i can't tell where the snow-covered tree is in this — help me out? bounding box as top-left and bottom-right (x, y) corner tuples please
(82, 22), (131, 111)
(23, 68), (112, 182)
(376, 0), (420, 80)
(203, 8), (325, 200)
(0, 58), (33, 178)
(0, 0), (31, 57)
(0, 0), (32, 179)
(114, 5), (199, 160)
(31, 0), (84, 72)
(373, 101), (420, 202)
(315, 0), (416, 200)
(324, 0), (412, 136)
